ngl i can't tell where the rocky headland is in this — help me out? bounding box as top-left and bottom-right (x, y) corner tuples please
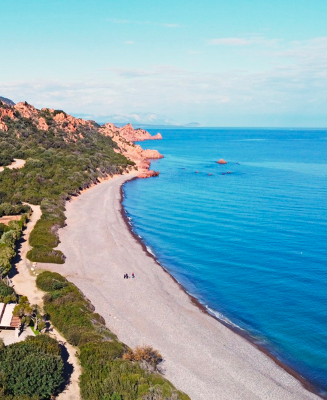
(99, 122), (163, 178)
(0, 101), (163, 179)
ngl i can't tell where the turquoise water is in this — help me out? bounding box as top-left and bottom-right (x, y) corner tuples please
(122, 128), (327, 394)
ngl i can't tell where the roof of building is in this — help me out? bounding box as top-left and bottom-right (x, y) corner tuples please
(0, 303), (20, 328)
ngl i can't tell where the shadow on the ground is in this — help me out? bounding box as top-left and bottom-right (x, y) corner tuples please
(58, 342), (74, 394)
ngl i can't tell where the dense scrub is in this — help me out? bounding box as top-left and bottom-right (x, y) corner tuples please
(0, 213), (29, 277)
(37, 271), (190, 400)
(0, 102), (134, 262)
(0, 335), (64, 399)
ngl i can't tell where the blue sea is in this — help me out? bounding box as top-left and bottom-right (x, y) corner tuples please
(122, 128), (327, 395)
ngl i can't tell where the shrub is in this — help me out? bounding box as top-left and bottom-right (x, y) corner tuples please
(123, 346), (163, 371)
(36, 271), (67, 292)
(26, 247), (65, 264)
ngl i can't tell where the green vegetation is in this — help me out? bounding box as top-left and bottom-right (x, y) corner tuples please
(0, 279), (16, 303)
(0, 214), (29, 278)
(0, 101), (134, 262)
(37, 271), (190, 400)
(0, 335), (64, 399)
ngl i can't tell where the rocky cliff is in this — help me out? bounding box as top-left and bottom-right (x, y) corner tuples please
(0, 101), (163, 179)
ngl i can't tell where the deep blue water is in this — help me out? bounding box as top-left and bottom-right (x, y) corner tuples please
(122, 128), (327, 394)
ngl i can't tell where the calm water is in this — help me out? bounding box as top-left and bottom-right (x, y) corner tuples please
(122, 128), (327, 394)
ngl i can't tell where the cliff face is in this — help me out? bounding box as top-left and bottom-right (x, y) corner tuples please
(0, 101), (163, 179)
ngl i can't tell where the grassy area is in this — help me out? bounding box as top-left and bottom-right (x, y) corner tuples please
(37, 271), (191, 400)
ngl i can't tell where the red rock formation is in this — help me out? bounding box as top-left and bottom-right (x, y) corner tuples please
(142, 149), (164, 159)
(217, 159), (227, 164)
(0, 107), (16, 131)
(0, 108), (15, 119)
(0, 119), (8, 131)
(138, 170), (160, 179)
(38, 117), (48, 131)
(99, 123), (163, 179)
(113, 123), (162, 142)
(14, 102), (39, 119)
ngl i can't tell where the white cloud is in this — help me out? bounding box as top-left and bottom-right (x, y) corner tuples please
(208, 37), (280, 47)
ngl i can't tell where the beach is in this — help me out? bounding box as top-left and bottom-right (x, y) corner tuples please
(42, 173), (321, 400)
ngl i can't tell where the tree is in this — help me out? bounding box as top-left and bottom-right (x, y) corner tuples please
(13, 297), (46, 332)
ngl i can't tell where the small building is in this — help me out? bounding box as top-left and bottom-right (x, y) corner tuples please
(0, 303), (20, 337)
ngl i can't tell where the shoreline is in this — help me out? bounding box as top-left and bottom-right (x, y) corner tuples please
(119, 177), (325, 400)
(41, 172), (323, 400)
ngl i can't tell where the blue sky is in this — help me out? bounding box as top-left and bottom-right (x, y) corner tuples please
(1, 0), (327, 126)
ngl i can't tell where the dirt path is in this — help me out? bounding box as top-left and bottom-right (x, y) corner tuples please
(10, 204), (81, 400)
(0, 158), (26, 172)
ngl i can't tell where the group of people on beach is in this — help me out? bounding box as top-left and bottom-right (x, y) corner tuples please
(124, 273), (135, 279)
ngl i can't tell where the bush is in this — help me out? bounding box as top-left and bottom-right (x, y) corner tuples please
(123, 346), (163, 371)
(26, 247), (65, 264)
(36, 271), (67, 292)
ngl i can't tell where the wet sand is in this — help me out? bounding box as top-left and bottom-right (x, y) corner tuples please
(42, 173), (321, 400)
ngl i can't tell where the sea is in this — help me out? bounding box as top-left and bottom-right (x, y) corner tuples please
(122, 128), (327, 395)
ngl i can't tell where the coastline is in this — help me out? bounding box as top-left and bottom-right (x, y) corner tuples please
(119, 180), (324, 399)
(40, 172), (322, 400)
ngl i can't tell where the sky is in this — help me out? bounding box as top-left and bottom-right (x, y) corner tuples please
(1, 0), (327, 127)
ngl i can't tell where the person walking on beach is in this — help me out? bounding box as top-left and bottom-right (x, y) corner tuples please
(132, 273), (135, 278)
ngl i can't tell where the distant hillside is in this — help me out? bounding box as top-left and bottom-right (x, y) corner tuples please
(0, 96), (15, 106)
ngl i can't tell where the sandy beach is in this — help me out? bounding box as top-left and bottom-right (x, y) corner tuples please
(42, 173), (321, 400)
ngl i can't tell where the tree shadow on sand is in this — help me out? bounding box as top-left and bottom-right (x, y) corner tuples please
(58, 341), (74, 394)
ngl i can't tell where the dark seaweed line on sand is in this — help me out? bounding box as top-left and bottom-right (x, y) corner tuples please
(119, 176), (326, 400)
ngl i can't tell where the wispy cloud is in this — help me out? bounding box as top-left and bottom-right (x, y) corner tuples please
(108, 18), (180, 28)
(208, 37), (280, 47)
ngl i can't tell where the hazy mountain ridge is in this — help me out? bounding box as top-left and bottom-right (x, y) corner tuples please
(0, 96), (15, 106)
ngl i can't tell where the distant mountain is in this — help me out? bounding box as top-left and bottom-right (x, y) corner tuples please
(184, 122), (201, 127)
(0, 96), (15, 106)
(72, 112), (201, 127)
